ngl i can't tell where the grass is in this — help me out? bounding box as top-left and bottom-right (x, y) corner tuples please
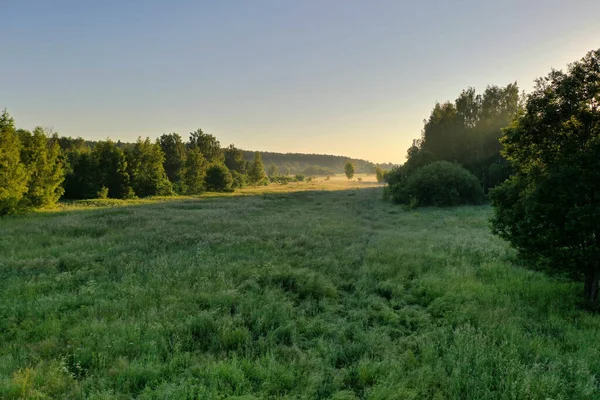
(1, 178), (599, 399)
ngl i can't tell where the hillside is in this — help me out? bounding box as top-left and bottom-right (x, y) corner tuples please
(62, 138), (396, 175)
(241, 150), (396, 175)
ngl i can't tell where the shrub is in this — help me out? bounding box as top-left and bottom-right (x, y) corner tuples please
(375, 167), (387, 183)
(302, 165), (335, 176)
(230, 170), (246, 189)
(205, 164), (234, 192)
(269, 175), (294, 184)
(295, 174), (305, 182)
(390, 161), (483, 207)
(96, 186), (109, 199)
(383, 166), (405, 186)
(344, 162), (355, 180)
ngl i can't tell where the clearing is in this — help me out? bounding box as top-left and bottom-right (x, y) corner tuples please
(1, 180), (599, 399)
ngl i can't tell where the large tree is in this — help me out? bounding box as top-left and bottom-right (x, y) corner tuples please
(18, 127), (65, 208)
(126, 138), (173, 197)
(92, 140), (133, 199)
(490, 48), (600, 306)
(158, 133), (186, 190)
(184, 147), (207, 195)
(0, 110), (29, 215)
(223, 144), (247, 173)
(247, 152), (266, 184)
(188, 129), (223, 164)
(63, 147), (98, 199)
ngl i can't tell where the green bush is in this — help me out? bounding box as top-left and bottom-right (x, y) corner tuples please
(390, 161), (483, 207)
(205, 164), (234, 192)
(230, 170), (246, 189)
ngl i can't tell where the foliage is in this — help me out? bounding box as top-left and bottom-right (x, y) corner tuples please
(63, 149), (98, 199)
(490, 48), (600, 305)
(126, 138), (173, 197)
(18, 128), (65, 208)
(344, 162), (355, 180)
(0, 110), (29, 215)
(96, 186), (109, 199)
(267, 163), (279, 177)
(247, 152), (266, 184)
(1, 188), (599, 399)
(241, 150), (394, 175)
(205, 164), (234, 192)
(183, 148), (207, 195)
(295, 174), (305, 182)
(224, 144), (247, 173)
(303, 165), (335, 176)
(230, 170), (247, 189)
(188, 129), (223, 164)
(269, 174), (295, 184)
(158, 133), (187, 191)
(391, 161), (484, 207)
(91, 141), (134, 199)
(402, 84), (519, 191)
(375, 167), (387, 183)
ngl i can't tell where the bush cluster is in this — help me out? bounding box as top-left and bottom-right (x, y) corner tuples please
(389, 161), (484, 207)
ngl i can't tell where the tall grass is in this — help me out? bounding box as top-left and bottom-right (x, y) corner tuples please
(1, 185), (598, 399)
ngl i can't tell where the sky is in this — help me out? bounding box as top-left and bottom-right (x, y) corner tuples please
(2, 1), (599, 163)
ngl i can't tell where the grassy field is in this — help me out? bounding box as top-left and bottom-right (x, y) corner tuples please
(1, 179), (599, 399)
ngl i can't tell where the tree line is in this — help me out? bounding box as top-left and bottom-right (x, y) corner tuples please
(385, 48), (600, 307)
(387, 82), (520, 192)
(241, 150), (395, 175)
(0, 114), (270, 215)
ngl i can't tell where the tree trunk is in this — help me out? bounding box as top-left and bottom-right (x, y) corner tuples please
(584, 265), (600, 308)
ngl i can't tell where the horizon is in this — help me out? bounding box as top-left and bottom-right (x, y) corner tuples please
(2, 1), (600, 163)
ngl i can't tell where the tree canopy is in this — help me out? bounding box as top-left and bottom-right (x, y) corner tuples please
(490, 48), (600, 306)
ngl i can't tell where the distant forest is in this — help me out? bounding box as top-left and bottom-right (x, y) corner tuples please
(93, 142), (393, 176)
(0, 111), (393, 215)
(52, 140), (393, 175)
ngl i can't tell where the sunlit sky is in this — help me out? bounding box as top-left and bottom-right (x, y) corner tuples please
(2, 1), (599, 163)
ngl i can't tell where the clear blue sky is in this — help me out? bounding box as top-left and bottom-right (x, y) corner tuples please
(2, 0), (599, 163)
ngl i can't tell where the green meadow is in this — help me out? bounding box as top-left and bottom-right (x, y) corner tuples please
(1, 181), (599, 399)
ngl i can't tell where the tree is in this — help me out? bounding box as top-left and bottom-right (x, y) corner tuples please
(205, 164), (233, 192)
(19, 127), (64, 208)
(126, 137), (173, 197)
(490, 48), (600, 306)
(92, 140), (133, 199)
(158, 133), (186, 191)
(188, 129), (223, 164)
(184, 147), (207, 195)
(375, 166), (387, 183)
(344, 162), (355, 180)
(248, 152), (266, 184)
(223, 144), (247, 173)
(63, 147), (98, 199)
(0, 109), (29, 215)
(405, 84), (519, 191)
(267, 163), (279, 177)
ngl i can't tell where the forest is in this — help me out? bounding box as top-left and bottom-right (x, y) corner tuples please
(0, 114), (396, 216)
